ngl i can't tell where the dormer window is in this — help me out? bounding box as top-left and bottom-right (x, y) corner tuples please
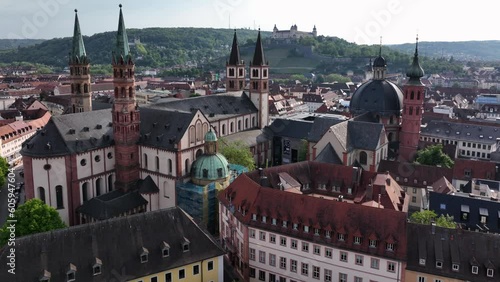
(325, 230), (331, 238)
(419, 259), (426, 266)
(303, 226), (309, 233)
(93, 258), (102, 276)
(140, 247), (149, 263)
(66, 263), (77, 282)
(293, 223), (298, 230)
(271, 218), (277, 225)
(252, 214), (257, 221)
(338, 233), (345, 241)
(39, 270), (51, 282)
(161, 241), (170, 257)
(472, 265), (478, 274)
(452, 263), (459, 271)
(182, 238), (190, 252)
(354, 236), (362, 245)
(436, 261), (443, 269)
(262, 216), (267, 223)
(386, 243), (395, 251)
(282, 220), (288, 228)
(369, 239), (377, 248)
(487, 268), (494, 277)
(314, 228), (319, 235)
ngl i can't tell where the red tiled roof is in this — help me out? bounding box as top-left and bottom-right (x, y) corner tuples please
(378, 160), (453, 188)
(219, 174), (408, 260)
(452, 158), (496, 181)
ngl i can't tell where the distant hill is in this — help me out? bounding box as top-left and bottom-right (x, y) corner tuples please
(0, 39), (45, 50)
(388, 41), (500, 62)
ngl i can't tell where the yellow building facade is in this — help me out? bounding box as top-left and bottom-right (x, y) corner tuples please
(406, 270), (466, 282)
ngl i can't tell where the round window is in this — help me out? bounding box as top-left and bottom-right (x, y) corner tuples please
(95, 155), (101, 162)
(80, 159), (87, 166)
(43, 164), (51, 170)
(107, 152), (113, 159)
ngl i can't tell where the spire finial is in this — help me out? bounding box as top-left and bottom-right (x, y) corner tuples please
(415, 34), (419, 56)
(379, 36), (382, 56)
(74, 9), (78, 13)
(119, 4), (122, 8)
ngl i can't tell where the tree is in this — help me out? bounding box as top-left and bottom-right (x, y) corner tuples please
(409, 210), (456, 229)
(0, 199), (66, 246)
(415, 144), (454, 168)
(0, 157), (8, 187)
(325, 73), (351, 83)
(218, 138), (255, 171)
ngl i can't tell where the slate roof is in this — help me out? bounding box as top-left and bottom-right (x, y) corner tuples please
(307, 116), (346, 142)
(76, 190), (148, 220)
(138, 107), (195, 151)
(347, 120), (384, 151)
(315, 143), (343, 165)
(406, 223), (500, 281)
(228, 30), (242, 65)
(0, 207), (225, 282)
(421, 120), (500, 144)
(21, 109), (114, 157)
(150, 92), (258, 118)
(137, 175), (160, 194)
(266, 118), (313, 140)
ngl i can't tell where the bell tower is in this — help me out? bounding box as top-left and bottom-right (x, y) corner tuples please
(69, 9), (91, 113)
(112, 4), (140, 191)
(400, 36), (425, 162)
(249, 29), (269, 129)
(226, 30), (245, 91)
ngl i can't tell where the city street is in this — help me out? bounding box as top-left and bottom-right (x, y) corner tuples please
(0, 166), (24, 226)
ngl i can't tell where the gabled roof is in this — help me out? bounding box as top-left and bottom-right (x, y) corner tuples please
(76, 190), (148, 220)
(315, 143), (343, 165)
(220, 173), (407, 260)
(0, 207), (225, 282)
(308, 116), (346, 142)
(347, 120), (384, 151)
(407, 223), (500, 281)
(137, 175), (160, 194)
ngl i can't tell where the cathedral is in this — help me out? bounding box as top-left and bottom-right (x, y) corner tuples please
(21, 6), (271, 226)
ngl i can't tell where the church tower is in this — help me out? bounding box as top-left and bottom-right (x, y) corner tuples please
(400, 37), (425, 162)
(69, 9), (91, 113)
(249, 29), (269, 129)
(226, 30), (245, 91)
(112, 5), (140, 191)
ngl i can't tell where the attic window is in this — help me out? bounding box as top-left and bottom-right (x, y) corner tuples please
(93, 258), (102, 276)
(252, 214), (257, 221)
(369, 239), (378, 248)
(39, 270), (51, 282)
(456, 131), (460, 135)
(419, 259), (426, 266)
(466, 132), (471, 136)
(83, 127), (89, 132)
(96, 124), (102, 129)
(182, 238), (190, 252)
(479, 135), (483, 138)
(452, 263), (459, 271)
(66, 263), (77, 282)
(68, 129), (75, 134)
(161, 241), (170, 257)
(140, 247), (149, 263)
(472, 265), (478, 274)
(487, 268), (494, 277)
(386, 243), (395, 251)
(436, 261), (443, 269)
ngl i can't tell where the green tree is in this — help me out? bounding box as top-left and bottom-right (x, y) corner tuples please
(409, 210), (456, 229)
(218, 138), (255, 171)
(0, 157), (8, 187)
(325, 73), (351, 83)
(0, 199), (66, 246)
(415, 144), (454, 168)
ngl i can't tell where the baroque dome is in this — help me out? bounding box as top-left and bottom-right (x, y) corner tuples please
(349, 80), (403, 117)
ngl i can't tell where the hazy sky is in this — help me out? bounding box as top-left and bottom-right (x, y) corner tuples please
(0, 0), (498, 45)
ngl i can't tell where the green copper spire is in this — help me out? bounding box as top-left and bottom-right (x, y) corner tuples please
(406, 35), (425, 84)
(113, 4), (131, 63)
(70, 9), (88, 64)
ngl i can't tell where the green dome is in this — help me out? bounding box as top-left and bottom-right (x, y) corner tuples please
(205, 130), (217, 142)
(191, 153), (229, 182)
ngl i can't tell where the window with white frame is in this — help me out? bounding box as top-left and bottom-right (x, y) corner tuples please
(338, 233), (345, 241)
(301, 263), (309, 276)
(252, 214), (257, 221)
(339, 273), (347, 282)
(280, 257), (286, 269)
(487, 268), (494, 277)
(272, 218), (277, 225)
(371, 258), (379, 269)
(269, 234), (276, 244)
(452, 264), (459, 271)
(291, 239), (297, 249)
(369, 239), (377, 248)
(387, 262), (396, 272)
(262, 216), (267, 223)
(259, 231), (266, 241)
(249, 248), (255, 260)
(302, 242), (309, 252)
(282, 220), (288, 228)
(354, 277), (363, 282)
(314, 228), (319, 235)
(324, 269), (332, 282)
(312, 266), (320, 279)
(313, 245), (320, 255)
(259, 251), (266, 263)
(291, 259), (297, 272)
(354, 236), (362, 245)
(293, 223), (298, 230)
(280, 236), (286, 246)
(436, 260), (443, 269)
(418, 277), (425, 282)
(355, 255), (363, 266)
(269, 253), (276, 266)
(340, 251), (347, 262)
(249, 229), (255, 238)
(325, 248), (332, 258)
(386, 243), (395, 251)
(472, 265), (478, 274)
(325, 230), (331, 238)
(304, 225), (309, 233)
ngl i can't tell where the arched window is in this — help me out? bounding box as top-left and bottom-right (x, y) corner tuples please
(108, 175), (113, 192)
(230, 122), (234, 133)
(56, 185), (64, 209)
(196, 149), (203, 159)
(245, 118), (249, 129)
(410, 91), (414, 100)
(71, 84), (74, 94)
(144, 153), (148, 169)
(359, 151), (368, 165)
(405, 90), (408, 99)
(82, 182), (89, 202)
(185, 158), (190, 175)
(409, 107), (413, 115)
(84, 84), (89, 93)
(238, 120), (241, 131)
(121, 87), (126, 98)
(38, 187), (46, 204)
(417, 91), (421, 100)
(114, 87), (118, 97)
(222, 124), (226, 135)
(416, 107), (420, 115)
(196, 121), (202, 141)
(252, 117), (256, 127)
(155, 156), (160, 171)
(389, 116), (395, 124)
(189, 127), (195, 143)
(168, 159), (172, 174)
(388, 132), (394, 142)
(129, 87), (133, 98)
(96, 178), (102, 197)
(202, 123), (208, 135)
